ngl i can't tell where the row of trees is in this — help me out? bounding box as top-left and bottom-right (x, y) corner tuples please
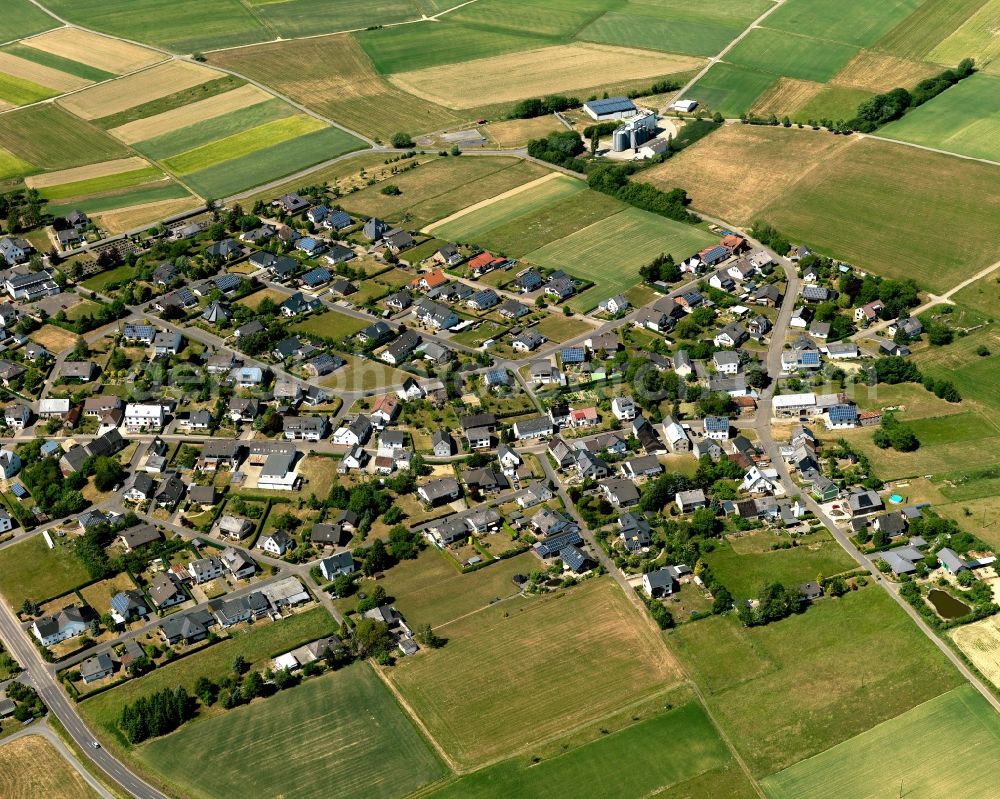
(510, 95), (578, 119)
(851, 59), (975, 132)
(587, 163), (699, 224)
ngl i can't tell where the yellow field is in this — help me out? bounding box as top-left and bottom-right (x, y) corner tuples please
(643, 123), (855, 225)
(0, 51), (89, 92)
(109, 84), (272, 144)
(25, 156), (151, 189)
(750, 77), (824, 117)
(831, 50), (942, 93)
(0, 736), (99, 799)
(951, 616), (1000, 689)
(390, 43), (704, 109)
(94, 197), (202, 234)
(59, 61), (219, 120)
(483, 115), (565, 148)
(23, 28), (164, 75)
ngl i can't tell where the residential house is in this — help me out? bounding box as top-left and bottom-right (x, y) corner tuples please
(417, 477), (462, 506)
(675, 489), (707, 513)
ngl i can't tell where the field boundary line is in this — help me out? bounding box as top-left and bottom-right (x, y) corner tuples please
(423, 171), (570, 233)
(864, 131), (1000, 169)
(371, 660), (459, 773)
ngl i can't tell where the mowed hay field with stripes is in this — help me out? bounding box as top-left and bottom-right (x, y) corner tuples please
(0, 735), (100, 799)
(387, 578), (682, 769)
(135, 664), (444, 799)
(762, 685), (1000, 799)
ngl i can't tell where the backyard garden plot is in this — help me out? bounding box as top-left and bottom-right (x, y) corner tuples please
(0, 105), (129, 176)
(764, 0), (924, 48)
(760, 138), (1000, 293)
(0, 736), (100, 799)
(108, 84), (274, 144)
(578, 0), (772, 57)
(208, 35), (466, 140)
(927, 0), (1000, 75)
(388, 578), (681, 769)
(643, 125), (854, 226)
(423, 702), (753, 799)
(879, 73), (1000, 162)
(134, 664), (444, 799)
(523, 207), (717, 295)
(669, 587), (964, 778)
(762, 685), (1000, 799)
(428, 173), (584, 239)
(19, 27), (164, 74)
(5, 0), (59, 41)
(390, 43), (704, 109)
(40, 0), (270, 53)
(58, 60), (222, 120)
(724, 28), (860, 84)
(686, 63), (777, 118)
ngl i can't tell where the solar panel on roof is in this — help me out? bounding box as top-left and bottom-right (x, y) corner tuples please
(10, 482), (27, 498)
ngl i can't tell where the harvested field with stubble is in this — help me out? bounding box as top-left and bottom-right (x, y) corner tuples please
(208, 35), (464, 140)
(108, 84), (272, 144)
(390, 43), (704, 109)
(643, 124), (854, 225)
(0, 51), (89, 92)
(0, 736), (99, 799)
(762, 685), (1000, 799)
(21, 27), (164, 74)
(25, 156), (150, 189)
(59, 60), (220, 120)
(749, 77), (823, 117)
(951, 616), (1000, 689)
(388, 577), (682, 769)
(95, 197), (201, 233)
(830, 49), (941, 93)
(482, 115), (565, 148)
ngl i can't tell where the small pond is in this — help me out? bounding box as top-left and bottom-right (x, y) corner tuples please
(927, 589), (971, 620)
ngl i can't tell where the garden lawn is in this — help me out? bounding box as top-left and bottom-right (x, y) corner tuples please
(80, 608), (337, 743)
(702, 532), (856, 598)
(879, 73), (1000, 162)
(668, 587), (963, 777)
(290, 309), (368, 341)
(763, 685), (1000, 799)
(134, 663), (443, 799)
(0, 535), (92, 607)
(387, 577), (681, 769)
(423, 701), (752, 799)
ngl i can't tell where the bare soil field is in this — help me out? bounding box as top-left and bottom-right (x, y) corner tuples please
(25, 156), (150, 189)
(59, 61), (219, 120)
(94, 196), (202, 234)
(23, 27), (164, 74)
(749, 77), (824, 117)
(643, 124), (855, 225)
(108, 83), (271, 144)
(390, 43), (704, 109)
(31, 324), (81, 352)
(830, 50), (941, 93)
(950, 611), (1000, 689)
(0, 51), (89, 92)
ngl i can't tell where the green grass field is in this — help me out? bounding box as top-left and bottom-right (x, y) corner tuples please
(702, 532), (856, 598)
(40, 0), (269, 52)
(181, 125), (367, 199)
(0, 535), (92, 607)
(431, 174), (586, 241)
(524, 207), (716, 308)
(81, 265), (137, 292)
(669, 587), (963, 777)
(37, 167), (165, 201)
(136, 663), (443, 799)
(6, 0), (59, 39)
(80, 608), (337, 742)
(875, 0), (986, 59)
(764, 0), (923, 48)
(133, 98), (293, 160)
(449, 0), (618, 39)
(579, 0), (771, 57)
(45, 181), (193, 217)
(927, 0), (1000, 74)
(761, 138), (1000, 293)
(1, 43), (114, 83)
(793, 85), (872, 123)
(290, 309), (368, 341)
(687, 62), (777, 117)
(726, 28), (860, 84)
(256, 0), (425, 39)
(879, 73), (1000, 162)
(425, 701), (752, 799)
(163, 114), (326, 175)
(763, 685), (1000, 799)
(343, 156), (549, 227)
(914, 323), (1000, 416)
(0, 71), (57, 106)
(0, 105), (128, 171)
(389, 577), (682, 769)
(0, 147), (34, 180)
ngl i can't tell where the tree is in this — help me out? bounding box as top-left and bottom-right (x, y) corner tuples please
(390, 132), (414, 148)
(711, 586), (733, 614)
(362, 539), (391, 576)
(353, 618), (391, 659)
(414, 623), (443, 648)
(92, 456), (126, 491)
(242, 670), (264, 700)
(232, 655), (248, 675)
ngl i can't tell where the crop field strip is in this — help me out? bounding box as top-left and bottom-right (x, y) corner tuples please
(25, 156), (154, 189)
(0, 104), (129, 174)
(1, 43), (115, 84)
(92, 75), (247, 131)
(0, 50), (94, 93)
(927, 0), (1000, 75)
(762, 685), (1000, 799)
(19, 27), (165, 74)
(34, 166), (169, 201)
